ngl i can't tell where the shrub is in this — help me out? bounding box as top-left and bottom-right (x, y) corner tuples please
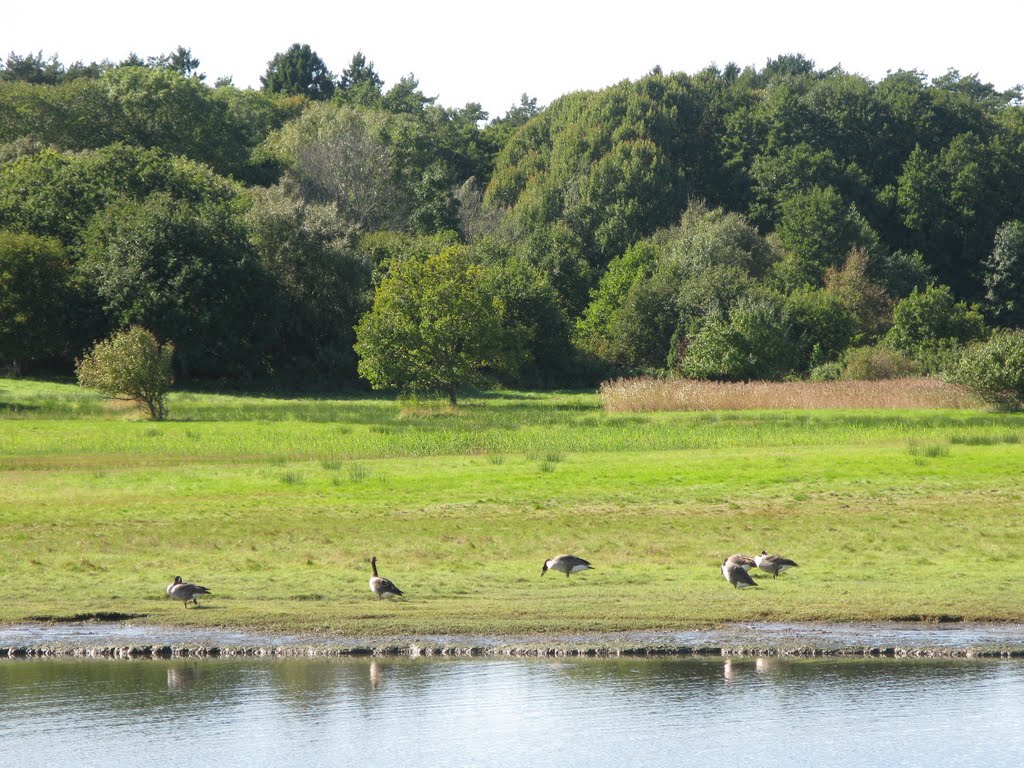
(946, 330), (1024, 409)
(809, 361), (844, 381)
(680, 294), (795, 381)
(75, 326), (174, 420)
(842, 345), (920, 380)
(885, 284), (986, 372)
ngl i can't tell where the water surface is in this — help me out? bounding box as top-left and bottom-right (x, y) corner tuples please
(1, 656), (1020, 767)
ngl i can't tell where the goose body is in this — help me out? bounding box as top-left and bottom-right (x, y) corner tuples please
(725, 554), (756, 572)
(754, 550), (799, 579)
(369, 556), (404, 600)
(541, 554), (592, 577)
(722, 559), (759, 589)
(166, 576), (211, 607)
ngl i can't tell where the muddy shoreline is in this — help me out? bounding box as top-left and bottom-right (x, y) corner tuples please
(3, 620), (1024, 660)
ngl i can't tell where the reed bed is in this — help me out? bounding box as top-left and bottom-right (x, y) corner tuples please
(600, 377), (982, 412)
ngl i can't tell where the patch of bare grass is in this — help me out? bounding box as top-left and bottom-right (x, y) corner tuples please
(600, 377), (982, 412)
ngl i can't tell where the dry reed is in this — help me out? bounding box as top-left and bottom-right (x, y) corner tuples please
(600, 377), (982, 412)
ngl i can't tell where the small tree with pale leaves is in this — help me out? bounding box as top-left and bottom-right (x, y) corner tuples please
(76, 326), (174, 420)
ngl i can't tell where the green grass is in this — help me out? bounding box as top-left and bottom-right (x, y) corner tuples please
(2, 377), (1024, 636)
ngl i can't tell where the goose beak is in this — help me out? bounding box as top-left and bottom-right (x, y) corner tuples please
(541, 563), (548, 576)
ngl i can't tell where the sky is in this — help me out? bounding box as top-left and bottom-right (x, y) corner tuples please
(4, 1), (1022, 118)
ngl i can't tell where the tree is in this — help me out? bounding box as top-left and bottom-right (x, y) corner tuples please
(148, 46), (204, 80)
(354, 246), (523, 404)
(946, 330), (1024, 409)
(679, 292), (795, 380)
(245, 185), (370, 380)
(338, 51), (383, 106)
(75, 326), (174, 420)
(823, 247), (894, 344)
(983, 220), (1024, 327)
(772, 185), (882, 288)
(80, 191), (260, 378)
(0, 231), (69, 371)
(260, 44), (335, 100)
(261, 103), (409, 231)
(784, 286), (855, 370)
(884, 284), (986, 371)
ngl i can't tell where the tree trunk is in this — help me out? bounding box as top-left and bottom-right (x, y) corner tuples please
(447, 385), (458, 406)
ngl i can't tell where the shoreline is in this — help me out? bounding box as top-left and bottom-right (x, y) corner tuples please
(4, 620), (1024, 660)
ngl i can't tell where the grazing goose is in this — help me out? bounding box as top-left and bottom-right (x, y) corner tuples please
(754, 550), (799, 579)
(368, 556), (404, 600)
(166, 576), (211, 608)
(725, 554), (756, 572)
(721, 559), (758, 589)
(541, 554), (592, 577)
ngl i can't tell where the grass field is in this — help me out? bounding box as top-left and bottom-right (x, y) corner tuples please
(1, 378), (1023, 636)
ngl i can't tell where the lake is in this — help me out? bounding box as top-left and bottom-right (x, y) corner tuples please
(1, 655), (1021, 767)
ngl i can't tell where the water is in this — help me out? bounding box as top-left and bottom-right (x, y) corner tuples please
(1, 656), (1022, 767)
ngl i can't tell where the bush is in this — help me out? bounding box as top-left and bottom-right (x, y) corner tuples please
(809, 360), (844, 381)
(75, 326), (174, 420)
(946, 330), (1024, 409)
(842, 345), (920, 380)
(884, 284), (986, 373)
(680, 294), (795, 381)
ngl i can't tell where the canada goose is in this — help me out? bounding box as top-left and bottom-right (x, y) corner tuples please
(721, 559), (758, 589)
(541, 554), (592, 577)
(369, 556), (404, 600)
(754, 550), (799, 579)
(166, 576), (211, 607)
(725, 554), (756, 572)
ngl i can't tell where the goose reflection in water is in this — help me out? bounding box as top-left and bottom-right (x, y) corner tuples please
(369, 660), (384, 691)
(167, 666), (201, 690)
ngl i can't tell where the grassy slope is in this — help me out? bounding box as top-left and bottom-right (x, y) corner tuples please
(1, 378), (1023, 635)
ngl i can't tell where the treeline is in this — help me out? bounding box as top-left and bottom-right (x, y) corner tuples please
(1, 47), (1022, 392)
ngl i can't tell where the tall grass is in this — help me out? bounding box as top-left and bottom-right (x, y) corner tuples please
(600, 377), (981, 412)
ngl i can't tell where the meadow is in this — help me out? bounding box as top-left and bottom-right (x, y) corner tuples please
(1, 377), (1023, 637)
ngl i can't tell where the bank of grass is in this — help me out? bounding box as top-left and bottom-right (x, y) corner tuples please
(1, 378), (1023, 636)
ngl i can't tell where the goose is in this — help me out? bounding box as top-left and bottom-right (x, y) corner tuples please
(724, 554), (756, 572)
(541, 554), (592, 577)
(166, 576), (211, 607)
(754, 550), (799, 579)
(369, 556), (404, 600)
(721, 559), (758, 589)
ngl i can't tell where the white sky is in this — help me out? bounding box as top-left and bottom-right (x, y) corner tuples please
(4, 1), (1021, 118)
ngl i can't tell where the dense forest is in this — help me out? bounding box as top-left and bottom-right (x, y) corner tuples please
(1, 45), (1022, 392)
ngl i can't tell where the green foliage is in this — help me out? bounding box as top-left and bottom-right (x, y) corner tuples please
(983, 220), (1024, 328)
(481, 257), (573, 387)
(772, 185), (882, 288)
(80, 191), (259, 378)
(885, 284), (986, 371)
(75, 326), (174, 419)
(488, 73), (694, 271)
(823, 248), (894, 344)
(574, 239), (662, 368)
(354, 246), (524, 403)
(947, 330), (1024, 409)
(784, 286), (855, 370)
(0, 144), (242, 244)
(0, 231), (70, 370)
(260, 101), (462, 234)
(841, 345), (920, 380)
(680, 293), (795, 380)
(244, 185), (371, 381)
(260, 43), (336, 100)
